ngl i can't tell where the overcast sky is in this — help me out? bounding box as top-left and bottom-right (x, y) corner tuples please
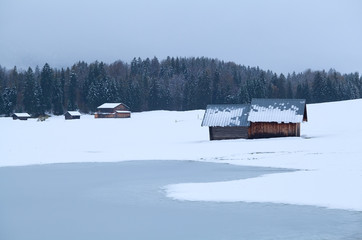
(0, 0), (361, 74)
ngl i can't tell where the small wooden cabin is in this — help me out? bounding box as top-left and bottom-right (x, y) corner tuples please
(12, 113), (31, 120)
(201, 104), (250, 140)
(65, 111), (81, 120)
(201, 99), (308, 140)
(94, 103), (131, 118)
(248, 98), (308, 138)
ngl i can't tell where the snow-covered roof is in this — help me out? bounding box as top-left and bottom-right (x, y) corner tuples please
(201, 104), (250, 127)
(248, 98), (306, 123)
(66, 111), (81, 116)
(97, 103), (123, 109)
(13, 113), (31, 118)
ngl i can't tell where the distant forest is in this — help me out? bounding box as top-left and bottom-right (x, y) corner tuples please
(0, 57), (361, 116)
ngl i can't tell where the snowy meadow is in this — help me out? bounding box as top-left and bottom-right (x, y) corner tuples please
(1, 99), (362, 212)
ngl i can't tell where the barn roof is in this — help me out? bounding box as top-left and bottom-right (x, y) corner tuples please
(97, 103), (123, 109)
(13, 113), (31, 118)
(97, 103), (130, 110)
(201, 104), (250, 127)
(248, 98), (307, 123)
(66, 111), (81, 116)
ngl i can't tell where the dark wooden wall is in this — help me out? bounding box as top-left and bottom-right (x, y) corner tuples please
(95, 113), (115, 118)
(209, 127), (249, 140)
(115, 112), (131, 118)
(65, 113), (80, 120)
(12, 115), (29, 120)
(97, 108), (114, 113)
(249, 122), (300, 139)
(95, 113), (130, 118)
(115, 104), (128, 111)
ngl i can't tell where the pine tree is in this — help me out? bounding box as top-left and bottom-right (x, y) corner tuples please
(183, 75), (197, 110)
(2, 87), (17, 116)
(68, 72), (77, 110)
(295, 83), (303, 99)
(302, 82), (311, 103)
(196, 70), (211, 109)
(239, 84), (249, 103)
(277, 74), (286, 98)
(150, 57), (160, 78)
(52, 80), (64, 115)
(40, 63), (53, 111)
(33, 80), (44, 116)
(212, 71), (221, 104)
(127, 81), (141, 111)
(0, 93), (4, 115)
(60, 69), (66, 107)
(286, 80), (293, 99)
(23, 67), (36, 115)
(254, 71), (267, 98)
(312, 71), (327, 103)
(148, 78), (161, 110)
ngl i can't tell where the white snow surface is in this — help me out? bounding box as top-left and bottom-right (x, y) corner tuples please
(66, 111), (81, 116)
(1, 99), (362, 211)
(97, 103), (123, 109)
(13, 113), (31, 117)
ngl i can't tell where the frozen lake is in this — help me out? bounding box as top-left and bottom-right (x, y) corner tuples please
(1, 161), (361, 240)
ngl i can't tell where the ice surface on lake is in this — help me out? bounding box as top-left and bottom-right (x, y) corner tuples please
(1, 161), (361, 240)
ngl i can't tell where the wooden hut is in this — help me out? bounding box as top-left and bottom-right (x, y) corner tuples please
(94, 103), (131, 118)
(248, 98), (308, 138)
(12, 113), (31, 120)
(201, 104), (250, 140)
(65, 111), (81, 120)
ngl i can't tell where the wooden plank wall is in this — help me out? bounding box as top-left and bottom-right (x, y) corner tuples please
(209, 127), (249, 140)
(94, 113), (115, 118)
(115, 104), (128, 111)
(115, 112), (131, 118)
(95, 113), (130, 118)
(249, 122), (300, 138)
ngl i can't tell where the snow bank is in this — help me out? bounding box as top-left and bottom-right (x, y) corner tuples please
(166, 99), (362, 211)
(2, 99), (362, 211)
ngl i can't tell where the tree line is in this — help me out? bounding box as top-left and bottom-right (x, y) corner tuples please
(0, 57), (361, 116)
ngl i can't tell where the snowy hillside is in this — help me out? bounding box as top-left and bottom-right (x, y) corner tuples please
(1, 99), (362, 211)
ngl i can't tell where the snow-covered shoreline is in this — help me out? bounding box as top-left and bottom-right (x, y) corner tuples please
(2, 99), (362, 211)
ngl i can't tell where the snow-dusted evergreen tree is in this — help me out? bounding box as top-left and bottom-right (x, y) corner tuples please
(295, 83), (303, 99)
(286, 80), (293, 99)
(23, 67), (36, 115)
(33, 80), (44, 116)
(127, 80), (141, 111)
(40, 63), (53, 112)
(1, 57), (361, 113)
(277, 74), (287, 98)
(312, 71), (328, 103)
(0, 93), (4, 115)
(254, 71), (267, 98)
(2, 87), (17, 116)
(212, 71), (223, 104)
(183, 74), (197, 110)
(239, 84), (249, 104)
(104, 77), (119, 103)
(196, 70), (211, 109)
(60, 68), (66, 107)
(148, 78), (162, 110)
(68, 71), (77, 111)
(52, 79), (63, 115)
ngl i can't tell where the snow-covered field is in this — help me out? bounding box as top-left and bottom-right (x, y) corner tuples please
(1, 99), (362, 211)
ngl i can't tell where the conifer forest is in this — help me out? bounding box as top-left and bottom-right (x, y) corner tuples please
(0, 57), (361, 116)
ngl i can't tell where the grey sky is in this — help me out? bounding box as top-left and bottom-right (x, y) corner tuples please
(0, 0), (361, 74)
